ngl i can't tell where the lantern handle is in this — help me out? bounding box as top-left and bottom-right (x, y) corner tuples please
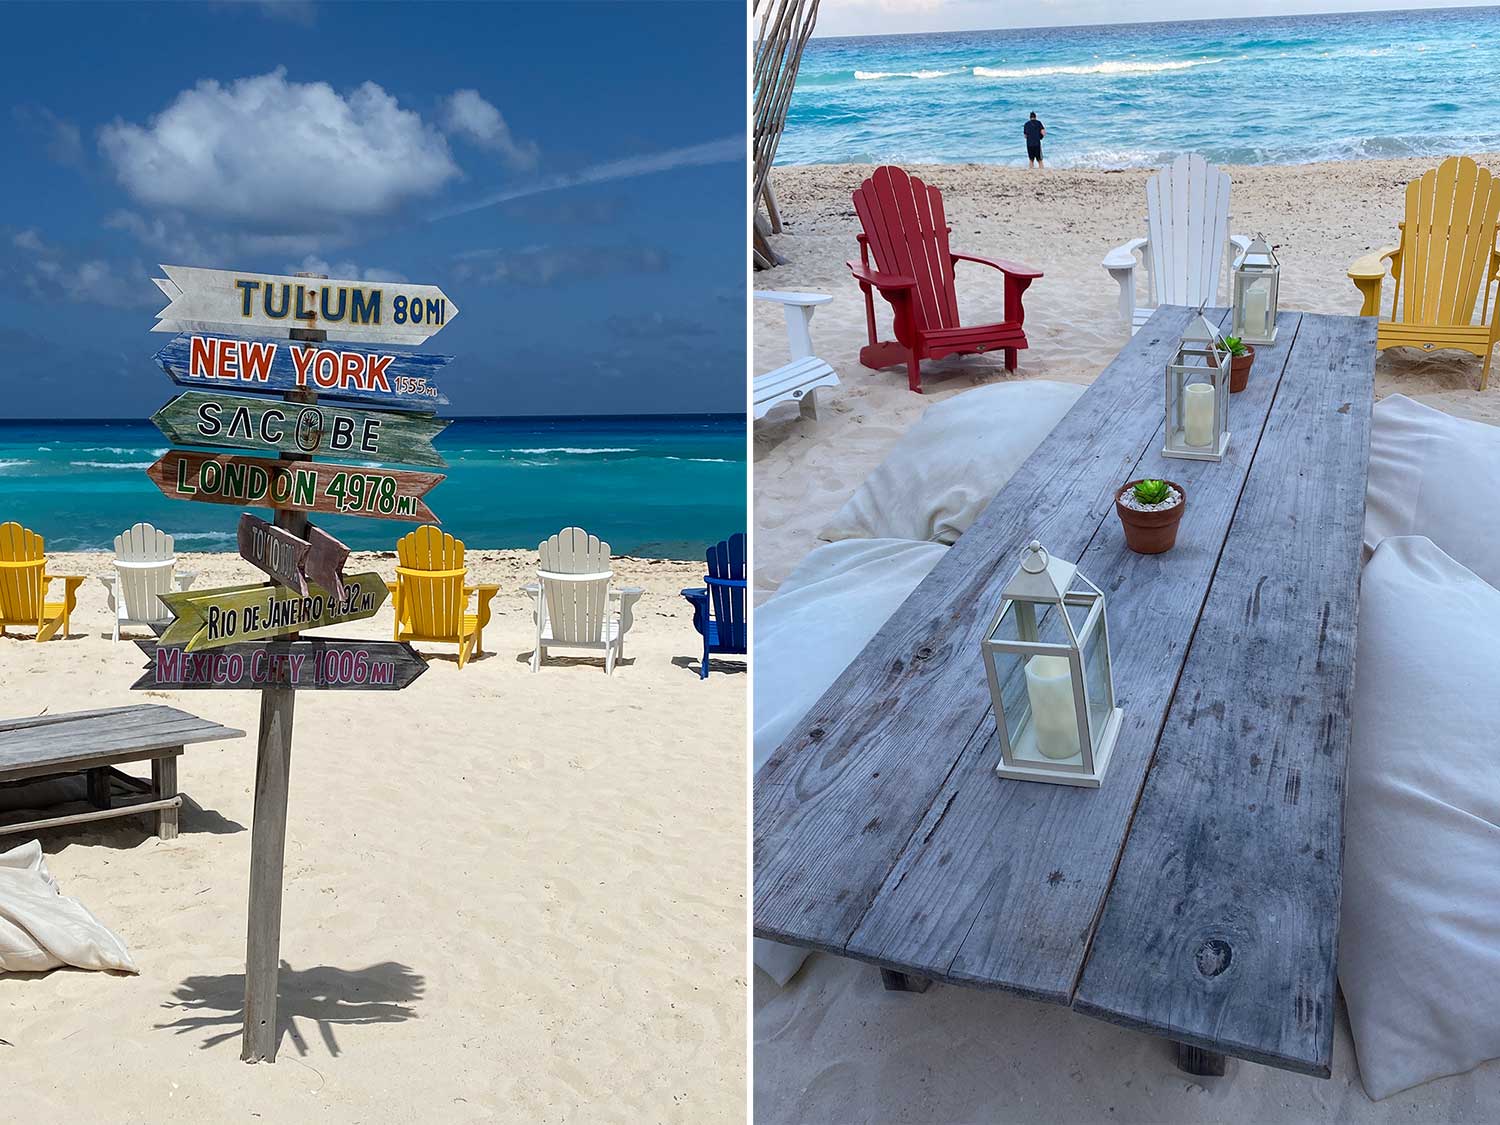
(1021, 540), (1049, 573)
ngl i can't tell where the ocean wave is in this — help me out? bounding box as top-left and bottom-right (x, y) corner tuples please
(79, 446), (163, 454)
(665, 456), (737, 463)
(855, 69), (952, 80)
(973, 57), (1223, 79)
(173, 531), (237, 545)
(509, 446), (638, 454)
(0, 459), (31, 470)
(69, 460), (154, 469)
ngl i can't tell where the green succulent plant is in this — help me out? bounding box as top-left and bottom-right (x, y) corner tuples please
(1132, 478), (1171, 505)
(1222, 335), (1250, 357)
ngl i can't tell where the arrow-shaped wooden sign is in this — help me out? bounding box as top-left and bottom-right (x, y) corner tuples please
(146, 451), (442, 523)
(158, 571), (387, 652)
(153, 391), (448, 467)
(152, 265), (458, 345)
(133, 638), (427, 691)
(154, 333), (450, 413)
(237, 516), (351, 600)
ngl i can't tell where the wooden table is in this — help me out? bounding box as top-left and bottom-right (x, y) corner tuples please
(754, 307), (1376, 1078)
(0, 705), (245, 839)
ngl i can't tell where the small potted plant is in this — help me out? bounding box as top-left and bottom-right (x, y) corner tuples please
(1115, 477), (1185, 554)
(1224, 335), (1254, 393)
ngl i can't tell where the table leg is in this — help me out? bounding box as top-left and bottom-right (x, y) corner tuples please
(152, 753), (180, 840)
(879, 969), (932, 993)
(1174, 1041), (1227, 1077)
(86, 768), (111, 809)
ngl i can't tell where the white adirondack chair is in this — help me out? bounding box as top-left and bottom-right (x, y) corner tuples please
(525, 527), (643, 673)
(754, 290), (839, 421)
(1102, 154), (1252, 335)
(100, 522), (195, 641)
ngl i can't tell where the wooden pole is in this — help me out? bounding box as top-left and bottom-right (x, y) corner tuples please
(241, 275), (325, 1063)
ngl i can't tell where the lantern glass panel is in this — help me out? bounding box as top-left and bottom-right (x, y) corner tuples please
(985, 599), (1086, 766)
(1234, 271), (1278, 341)
(1077, 600), (1114, 741)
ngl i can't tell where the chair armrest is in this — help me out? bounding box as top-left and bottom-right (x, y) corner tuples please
(846, 261), (917, 291)
(610, 586), (644, 600)
(1102, 237), (1147, 271)
(1229, 233), (1252, 268)
(951, 252), (1043, 279)
(50, 575), (86, 591)
(522, 582), (541, 596)
(385, 580), (400, 594)
(1348, 244), (1401, 281)
(754, 290), (832, 307)
(174, 570), (197, 592)
(466, 583), (501, 605)
(680, 586), (709, 603)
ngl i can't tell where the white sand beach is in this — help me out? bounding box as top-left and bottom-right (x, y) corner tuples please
(753, 154), (1500, 601)
(1, 551), (745, 1123)
(753, 155), (1500, 1118)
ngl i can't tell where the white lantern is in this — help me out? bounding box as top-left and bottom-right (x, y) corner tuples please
(980, 541), (1123, 788)
(1231, 233), (1280, 345)
(1163, 308), (1231, 461)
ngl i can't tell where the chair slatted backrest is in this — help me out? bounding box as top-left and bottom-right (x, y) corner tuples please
(852, 166), (961, 334)
(706, 534), (747, 652)
(1144, 153), (1232, 308)
(539, 527), (611, 645)
(114, 522), (176, 622)
(0, 522), (46, 623)
(396, 526), (467, 637)
(1399, 156), (1500, 327)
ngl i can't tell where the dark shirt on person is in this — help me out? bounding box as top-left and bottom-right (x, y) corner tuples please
(1023, 119), (1044, 144)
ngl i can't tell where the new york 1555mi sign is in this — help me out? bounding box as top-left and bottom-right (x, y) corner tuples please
(147, 450), (443, 523)
(152, 265), (458, 346)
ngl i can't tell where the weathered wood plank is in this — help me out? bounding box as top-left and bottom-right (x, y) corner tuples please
(1072, 312), (1376, 1076)
(154, 333), (450, 412)
(146, 450), (442, 524)
(132, 638), (428, 691)
(843, 313), (1305, 1000)
(157, 572), (387, 652)
(152, 391), (448, 466)
(754, 307), (1201, 950)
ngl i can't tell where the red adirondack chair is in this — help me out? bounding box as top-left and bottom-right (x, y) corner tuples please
(849, 166), (1044, 393)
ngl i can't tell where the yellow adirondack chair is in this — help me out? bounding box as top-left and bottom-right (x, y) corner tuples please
(0, 522), (85, 641)
(387, 526), (498, 669)
(1348, 155), (1500, 389)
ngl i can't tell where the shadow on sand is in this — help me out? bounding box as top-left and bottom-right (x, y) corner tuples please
(155, 961), (424, 1056)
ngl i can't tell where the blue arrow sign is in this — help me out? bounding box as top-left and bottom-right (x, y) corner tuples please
(154, 333), (452, 414)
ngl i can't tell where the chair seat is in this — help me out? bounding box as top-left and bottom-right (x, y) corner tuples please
(703, 619), (747, 655)
(754, 357), (839, 418)
(540, 618), (621, 645)
(920, 321), (1026, 357)
(1376, 320), (1494, 355)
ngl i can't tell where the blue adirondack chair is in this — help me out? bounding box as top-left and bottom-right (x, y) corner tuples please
(681, 534), (746, 678)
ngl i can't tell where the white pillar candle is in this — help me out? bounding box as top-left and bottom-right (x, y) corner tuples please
(1184, 382), (1215, 447)
(1025, 654), (1080, 760)
(1244, 285), (1268, 335)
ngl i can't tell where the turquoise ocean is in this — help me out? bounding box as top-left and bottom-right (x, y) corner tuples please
(780, 7), (1500, 168)
(0, 416), (745, 559)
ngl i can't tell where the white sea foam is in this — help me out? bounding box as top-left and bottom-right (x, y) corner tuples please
(973, 57), (1223, 79)
(0, 459), (31, 470)
(855, 69), (952, 80)
(511, 447), (637, 454)
(173, 532), (237, 545)
(665, 456), (735, 463)
(69, 460), (153, 469)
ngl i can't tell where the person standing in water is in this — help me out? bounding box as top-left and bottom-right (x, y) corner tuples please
(1024, 111), (1045, 169)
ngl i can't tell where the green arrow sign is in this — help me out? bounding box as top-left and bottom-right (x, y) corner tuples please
(158, 571), (388, 652)
(152, 391), (448, 467)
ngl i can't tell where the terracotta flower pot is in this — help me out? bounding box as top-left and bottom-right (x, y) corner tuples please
(1229, 345), (1255, 393)
(1116, 479), (1186, 554)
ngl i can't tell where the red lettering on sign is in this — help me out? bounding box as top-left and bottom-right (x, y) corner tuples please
(241, 340), (275, 383)
(290, 345), (316, 387)
(366, 354), (393, 391)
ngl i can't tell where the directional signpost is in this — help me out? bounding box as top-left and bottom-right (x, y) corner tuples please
(146, 450), (444, 523)
(152, 264), (459, 346)
(134, 639), (427, 691)
(133, 263), (460, 1065)
(152, 391), (449, 466)
(154, 333), (451, 412)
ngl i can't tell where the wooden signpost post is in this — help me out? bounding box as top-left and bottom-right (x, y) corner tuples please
(146, 450), (444, 523)
(154, 333), (451, 412)
(134, 639), (427, 691)
(135, 263), (459, 1065)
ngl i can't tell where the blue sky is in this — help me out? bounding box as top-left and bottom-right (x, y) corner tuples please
(0, 0), (746, 419)
(814, 0), (1495, 35)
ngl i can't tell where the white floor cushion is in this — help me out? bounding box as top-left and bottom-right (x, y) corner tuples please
(0, 839), (138, 974)
(1341, 536), (1500, 1099)
(753, 537), (949, 986)
(1365, 394), (1500, 588)
(821, 380), (1085, 544)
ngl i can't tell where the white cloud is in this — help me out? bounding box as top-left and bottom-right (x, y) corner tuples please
(442, 89), (539, 170)
(13, 229), (47, 253)
(99, 68), (460, 234)
(453, 244), (668, 287)
(4, 228), (157, 309)
(432, 136), (742, 221)
(288, 254), (408, 283)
